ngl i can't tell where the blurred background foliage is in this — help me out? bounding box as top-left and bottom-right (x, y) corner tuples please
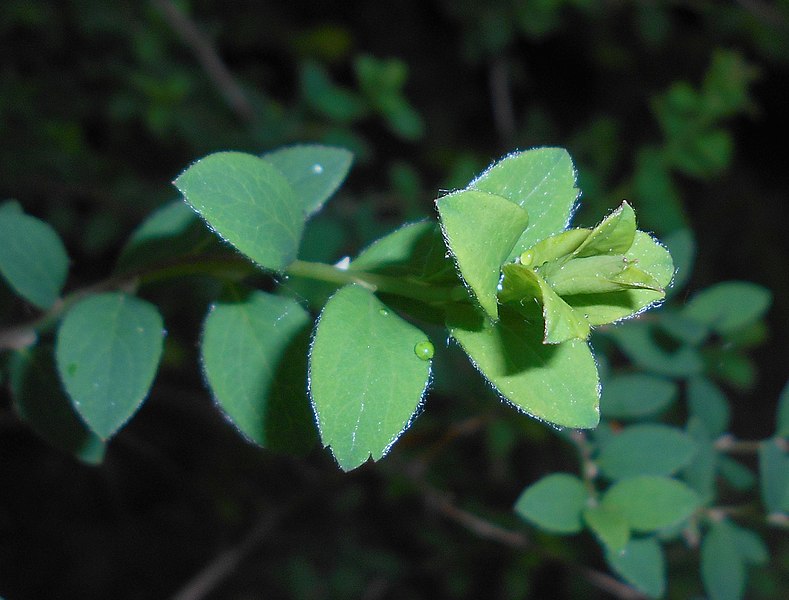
(1, 0), (788, 598)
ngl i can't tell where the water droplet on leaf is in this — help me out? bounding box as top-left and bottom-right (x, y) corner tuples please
(414, 341), (434, 361)
(311, 163), (324, 174)
(379, 308), (389, 316)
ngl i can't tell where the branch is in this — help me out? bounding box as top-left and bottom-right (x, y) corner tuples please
(169, 507), (287, 600)
(151, 0), (256, 122)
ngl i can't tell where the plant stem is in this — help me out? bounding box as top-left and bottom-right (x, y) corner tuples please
(285, 259), (460, 305)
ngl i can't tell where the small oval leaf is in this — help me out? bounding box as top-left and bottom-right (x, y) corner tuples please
(262, 144), (353, 216)
(202, 290), (316, 453)
(605, 536), (666, 599)
(56, 293), (164, 439)
(514, 473), (588, 534)
(0, 210), (69, 309)
(601, 476), (700, 533)
(309, 285), (431, 470)
(596, 424), (697, 480)
(174, 152), (305, 271)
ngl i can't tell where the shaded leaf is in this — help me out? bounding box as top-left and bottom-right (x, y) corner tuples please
(605, 536), (665, 599)
(682, 417), (718, 501)
(0, 210), (69, 309)
(718, 456), (755, 491)
(262, 144), (353, 216)
(606, 321), (704, 378)
(583, 504), (630, 553)
(513, 473), (587, 534)
(601, 476), (700, 533)
(759, 438), (789, 514)
(309, 285), (431, 470)
(683, 281), (772, 334)
(202, 289), (316, 453)
(701, 520), (746, 600)
(776, 379), (789, 437)
(599, 373), (677, 420)
(174, 152), (304, 271)
(596, 424), (697, 480)
(687, 376), (730, 437)
(56, 293), (164, 439)
(10, 346), (105, 464)
(447, 304), (599, 428)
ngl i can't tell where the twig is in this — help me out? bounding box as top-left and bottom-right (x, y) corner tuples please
(169, 507), (286, 600)
(488, 56), (517, 145)
(151, 0), (256, 122)
(397, 460), (647, 599)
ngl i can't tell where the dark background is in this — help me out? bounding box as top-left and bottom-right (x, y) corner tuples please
(1, 1), (787, 598)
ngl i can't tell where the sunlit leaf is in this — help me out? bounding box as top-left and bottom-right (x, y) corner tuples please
(309, 285), (432, 470)
(174, 152), (304, 271)
(469, 148), (579, 258)
(437, 189), (529, 318)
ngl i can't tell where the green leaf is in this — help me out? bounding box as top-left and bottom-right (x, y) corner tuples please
(596, 424), (697, 480)
(524, 228), (590, 266)
(662, 228), (695, 296)
(573, 201), (636, 258)
(682, 417), (718, 500)
(116, 200), (213, 273)
(605, 536), (665, 599)
(599, 373), (677, 420)
(0, 210), (69, 309)
(174, 152), (304, 271)
(583, 504), (630, 553)
(500, 264), (590, 343)
(301, 60), (367, 123)
(350, 220), (453, 282)
(759, 438), (789, 514)
(201, 289), (316, 453)
(606, 321), (704, 378)
(55, 293), (165, 439)
(775, 379), (789, 437)
(436, 189), (529, 318)
(447, 304), (599, 428)
(701, 521), (746, 600)
(730, 524), (768, 565)
(9, 347), (105, 464)
(469, 148), (579, 258)
(513, 473), (588, 534)
(564, 231), (673, 326)
(718, 456), (756, 491)
(683, 281), (772, 334)
(309, 285), (432, 470)
(601, 476), (700, 533)
(687, 376), (730, 437)
(262, 144), (353, 216)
